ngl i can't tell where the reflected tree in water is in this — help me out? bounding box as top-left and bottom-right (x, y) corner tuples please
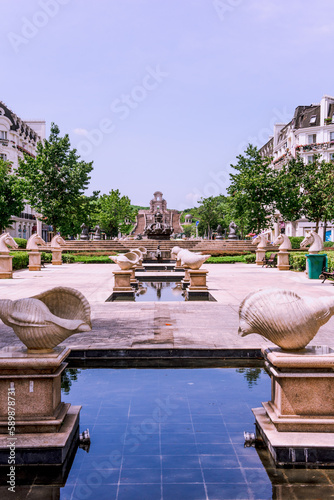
(61, 368), (81, 394)
(236, 368), (262, 388)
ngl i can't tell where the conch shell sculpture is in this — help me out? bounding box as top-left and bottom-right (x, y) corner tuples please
(178, 249), (210, 270)
(238, 288), (334, 350)
(110, 252), (139, 270)
(0, 287), (91, 353)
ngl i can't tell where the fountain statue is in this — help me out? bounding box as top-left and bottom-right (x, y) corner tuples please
(144, 211), (174, 240)
(80, 223), (89, 240)
(228, 221), (238, 240)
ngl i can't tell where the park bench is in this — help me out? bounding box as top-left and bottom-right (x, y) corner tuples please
(320, 268), (334, 284)
(262, 253), (277, 268)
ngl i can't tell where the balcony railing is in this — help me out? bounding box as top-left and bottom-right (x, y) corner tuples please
(296, 141), (334, 152)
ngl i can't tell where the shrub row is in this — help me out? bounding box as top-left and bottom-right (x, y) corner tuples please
(13, 237), (27, 249)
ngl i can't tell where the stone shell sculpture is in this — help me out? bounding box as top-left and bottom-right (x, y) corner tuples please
(178, 249), (210, 270)
(110, 252), (139, 270)
(238, 288), (334, 350)
(0, 287), (92, 353)
(138, 246), (147, 256)
(171, 246), (182, 259)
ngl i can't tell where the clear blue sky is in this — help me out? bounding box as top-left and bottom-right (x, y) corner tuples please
(2, 0), (334, 210)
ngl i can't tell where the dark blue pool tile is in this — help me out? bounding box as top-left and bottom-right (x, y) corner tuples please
(162, 468), (204, 483)
(203, 468), (245, 484)
(191, 415), (224, 423)
(72, 483), (118, 500)
(117, 484), (161, 500)
(122, 455), (161, 468)
(123, 443), (161, 455)
(160, 423), (193, 433)
(92, 423), (128, 433)
(161, 443), (198, 455)
(162, 455), (201, 469)
(249, 482), (274, 499)
(161, 433), (196, 444)
(81, 451), (123, 469)
(197, 444), (236, 455)
(123, 432), (160, 446)
(195, 433), (230, 444)
(120, 467), (161, 484)
(163, 483), (206, 500)
(207, 483), (251, 500)
(193, 423), (226, 433)
(200, 455), (240, 469)
(76, 467), (120, 484)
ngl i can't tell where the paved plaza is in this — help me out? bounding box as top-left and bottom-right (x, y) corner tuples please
(1, 262), (334, 352)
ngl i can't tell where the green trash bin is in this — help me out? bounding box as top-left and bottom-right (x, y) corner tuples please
(306, 254), (327, 279)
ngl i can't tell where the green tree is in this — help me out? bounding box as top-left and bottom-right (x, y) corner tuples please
(0, 159), (25, 233)
(273, 155), (305, 224)
(197, 195), (226, 238)
(96, 189), (136, 237)
(18, 123), (93, 234)
(228, 145), (276, 233)
(57, 191), (101, 237)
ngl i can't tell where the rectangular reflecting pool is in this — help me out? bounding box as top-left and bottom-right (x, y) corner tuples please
(9, 366), (334, 499)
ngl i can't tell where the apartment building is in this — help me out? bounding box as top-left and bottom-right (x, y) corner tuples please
(0, 101), (48, 240)
(260, 95), (334, 240)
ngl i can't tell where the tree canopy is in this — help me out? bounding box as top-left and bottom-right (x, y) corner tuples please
(18, 123), (93, 234)
(95, 189), (136, 237)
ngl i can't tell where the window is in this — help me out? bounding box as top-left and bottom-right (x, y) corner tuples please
(330, 132), (334, 142)
(0, 153), (7, 160)
(0, 131), (7, 140)
(331, 153), (334, 161)
(308, 134), (316, 144)
(307, 155), (314, 164)
(309, 115), (317, 124)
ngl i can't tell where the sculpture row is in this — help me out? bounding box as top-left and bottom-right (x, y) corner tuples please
(0, 233), (66, 278)
(252, 230), (324, 269)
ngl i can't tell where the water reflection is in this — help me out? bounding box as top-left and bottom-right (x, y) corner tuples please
(4, 366), (334, 499)
(136, 281), (185, 301)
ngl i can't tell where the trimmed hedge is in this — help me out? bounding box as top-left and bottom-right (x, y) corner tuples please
(206, 255), (247, 264)
(13, 238), (27, 249)
(324, 241), (334, 247)
(11, 252), (29, 270)
(288, 237), (305, 249)
(289, 252), (306, 271)
(73, 255), (112, 263)
(244, 254), (256, 263)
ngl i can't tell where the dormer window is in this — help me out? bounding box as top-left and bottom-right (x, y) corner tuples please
(309, 115), (316, 125)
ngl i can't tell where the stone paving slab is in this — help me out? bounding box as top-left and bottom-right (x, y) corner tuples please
(1, 262), (334, 352)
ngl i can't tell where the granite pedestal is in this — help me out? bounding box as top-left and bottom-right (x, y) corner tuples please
(28, 251), (42, 271)
(277, 251), (290, 271)
(51, 249), (62, 266)
(0, 255), (13, 279)
(109, 270), (135, 301)
(253, 346), (334, 465)
(0, 346), (80, 465)
(187, 269), (209, 300)
(256, 249), (266, 266)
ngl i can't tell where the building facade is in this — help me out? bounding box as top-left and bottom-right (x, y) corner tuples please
(260, 94), (334, 240)
(0, 101), (48, 240)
